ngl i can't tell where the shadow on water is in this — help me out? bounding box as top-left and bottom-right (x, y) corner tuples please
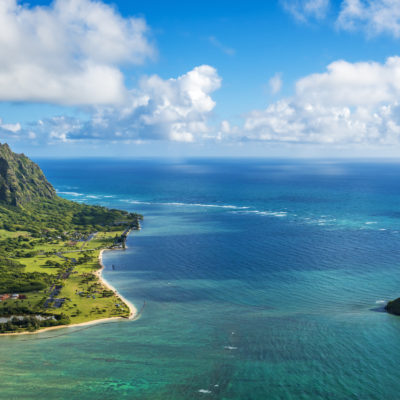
(369, 306), (387, 313)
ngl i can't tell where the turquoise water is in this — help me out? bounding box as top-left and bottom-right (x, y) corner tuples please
(1, 159), (400, 399)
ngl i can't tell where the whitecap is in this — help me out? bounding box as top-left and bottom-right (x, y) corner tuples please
(242, 210), (287, 218)
(128, 200), (153, 205)
(365, 222), (377, 225)
(57, 191), (83, 197)
(123, 199), (292, 219)
(163, 202), (249, 210)
(376, 300), (386, 304)
(198, 389), (212, 394)
(270, 212), (287, 217)
(224, 346), (238, 350)
(126, 200), (250, 210)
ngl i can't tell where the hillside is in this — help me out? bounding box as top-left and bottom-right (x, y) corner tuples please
(0, 143), (141, 235)
(0, 144), (142, 333)
(0, 143), (56, 206)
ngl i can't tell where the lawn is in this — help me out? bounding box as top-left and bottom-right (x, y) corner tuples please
(0, 228), (131, 328)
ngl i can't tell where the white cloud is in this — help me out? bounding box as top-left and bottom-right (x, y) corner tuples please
(28, 65), (222, 143)
(281, 0), (330, 22)
(337, 0), (400, 37)
(296, 57), (400, 107)
(269, 73), (283, 95)
(0, 0), (154, 105)
(243, 56), (400, 145)
(0, 118), (25, 141)
(23, 57), (400, 147)
(0, 119), (21, 133)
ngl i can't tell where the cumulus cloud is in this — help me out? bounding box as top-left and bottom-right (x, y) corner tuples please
(296, 57), (400, 107)
(337, 0), (400, 37)
(27, 65), (222, 143)
(0, 119), (21, 133)
(0, 0), (154, 105)
(22, 57), (400, 147)
(281, 0), (330, 22)
(0, 118), (26, 141)
(243, 56), (400, 145)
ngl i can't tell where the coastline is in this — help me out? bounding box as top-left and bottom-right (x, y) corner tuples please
(1, 238), (138, 337)
(96, 248), (137, 320)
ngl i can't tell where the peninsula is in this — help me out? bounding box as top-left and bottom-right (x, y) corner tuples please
(0, 143), (142, 334)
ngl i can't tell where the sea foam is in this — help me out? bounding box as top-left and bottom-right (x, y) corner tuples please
(57, 191), (83, 197)
(126, 200), (249, 210)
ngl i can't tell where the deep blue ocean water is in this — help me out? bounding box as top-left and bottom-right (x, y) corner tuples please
(1, 159), (400, 399)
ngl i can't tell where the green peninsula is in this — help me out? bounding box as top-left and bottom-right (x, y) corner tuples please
(0, 143), (142, 334)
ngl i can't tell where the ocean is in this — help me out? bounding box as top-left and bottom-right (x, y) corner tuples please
(1, 158), (400, 399)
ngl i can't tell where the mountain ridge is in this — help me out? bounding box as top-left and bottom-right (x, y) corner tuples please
(0, 143), (56, 206)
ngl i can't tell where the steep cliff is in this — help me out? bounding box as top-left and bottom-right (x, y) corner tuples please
(0, 143), (56, 206)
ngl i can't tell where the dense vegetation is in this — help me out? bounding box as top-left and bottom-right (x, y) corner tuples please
(0, 314), (70, 333)
(0, 143), (55, 206)
(0, 143), (141, 333)
(0, 197), (141, 235)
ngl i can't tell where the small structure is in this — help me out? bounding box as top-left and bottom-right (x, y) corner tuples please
(53, 298), (65, 308)
(0, 294), (10, 302)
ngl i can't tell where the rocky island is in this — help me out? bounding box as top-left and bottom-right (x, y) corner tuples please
(385, 298), (400, 315)
(0, 143), (142, 334)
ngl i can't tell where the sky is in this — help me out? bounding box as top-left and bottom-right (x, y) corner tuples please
(2, 0), (400, 158)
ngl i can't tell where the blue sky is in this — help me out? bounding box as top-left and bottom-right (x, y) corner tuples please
(2, 0), (400, 157)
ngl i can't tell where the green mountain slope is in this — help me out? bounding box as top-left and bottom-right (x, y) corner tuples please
(0, 143), (56, 206)
(0, 144), (142, 333)
(0, 143), (142, 235)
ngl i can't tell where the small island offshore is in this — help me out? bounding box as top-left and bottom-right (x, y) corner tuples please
(0, 143), (142, 334)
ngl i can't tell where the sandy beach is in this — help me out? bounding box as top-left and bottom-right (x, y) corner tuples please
(96, 248), (138, 319)
(1, 246), (138, 337)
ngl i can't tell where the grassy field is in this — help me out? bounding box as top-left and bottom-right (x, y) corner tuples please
(0, 229), (131, 330)
(0, 229), (30, 239)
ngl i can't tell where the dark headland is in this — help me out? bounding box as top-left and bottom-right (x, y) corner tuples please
(385, 298), (400, 315)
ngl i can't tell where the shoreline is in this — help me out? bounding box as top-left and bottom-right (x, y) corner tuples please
(1, 235), (138, 337)
(96, 248), (138, 320)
